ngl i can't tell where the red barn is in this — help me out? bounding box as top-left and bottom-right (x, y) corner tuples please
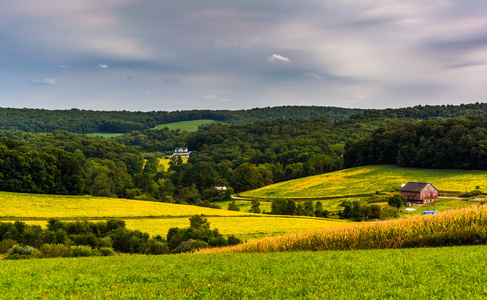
(400, 182), (438, 206)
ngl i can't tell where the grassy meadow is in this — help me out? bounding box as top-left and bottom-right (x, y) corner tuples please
(1, 245), (487, 299)
(155, 119), (216, 132)
(241, 165), (487, 199)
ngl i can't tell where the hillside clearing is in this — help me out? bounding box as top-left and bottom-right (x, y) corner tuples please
(155, 119), (216, 132)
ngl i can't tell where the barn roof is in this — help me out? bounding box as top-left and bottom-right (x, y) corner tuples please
(401, 182), (437, 192)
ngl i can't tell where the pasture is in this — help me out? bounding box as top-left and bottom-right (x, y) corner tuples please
(1, 245), (487, 299)
(155, 119), (216, 132)
(240, 165), (487, 199)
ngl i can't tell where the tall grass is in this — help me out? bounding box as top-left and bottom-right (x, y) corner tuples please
(199, 205), (487, 254)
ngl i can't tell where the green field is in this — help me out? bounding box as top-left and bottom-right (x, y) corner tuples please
(85, 132), (126, 138)
(1, 245), (486, 299)
(155, 119), (216, 132)
(241, 165), (487, 199)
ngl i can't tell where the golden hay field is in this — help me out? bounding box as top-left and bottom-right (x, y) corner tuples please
(241, 165), (487, 199)
(0, 191), (354, 240)
(0, 192), (247, 219)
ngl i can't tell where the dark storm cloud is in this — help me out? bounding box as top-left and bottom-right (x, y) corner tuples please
(1, 0), (487, 111)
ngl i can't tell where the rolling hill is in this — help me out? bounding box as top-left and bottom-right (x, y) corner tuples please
(240, 165), (487, 199)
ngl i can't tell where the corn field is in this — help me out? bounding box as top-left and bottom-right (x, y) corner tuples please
(198, 205), (487, 254)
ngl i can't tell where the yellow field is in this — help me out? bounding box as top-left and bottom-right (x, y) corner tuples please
(241, 165), (487, 199)
(124, 216), (354, 240)
(159, 157), (188, 171)
(0, 191), (355, 240)
(0, 192), (248, 219)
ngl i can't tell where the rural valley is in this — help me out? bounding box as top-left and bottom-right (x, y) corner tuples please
(1, 104), (487, 298)
(3, 1), (487, 298)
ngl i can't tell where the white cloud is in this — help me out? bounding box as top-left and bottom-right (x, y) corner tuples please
(99, 64), (109, 68)
(30, 78), (56, 85)
(268, 54), (291, 63)
(305, 72), (321, 79)
(204, 94), (217, 99)
(219, 98), (231, 102)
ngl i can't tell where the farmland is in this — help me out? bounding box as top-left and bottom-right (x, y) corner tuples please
(155, 119), (216, 132)
(201, 205), (487, 254)
(240, 165), (487, 199)
(1, 245), (487, 299)
(0, 191), (352, 240)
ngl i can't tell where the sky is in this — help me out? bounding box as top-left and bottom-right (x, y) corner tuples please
(1, 0), (487, 112)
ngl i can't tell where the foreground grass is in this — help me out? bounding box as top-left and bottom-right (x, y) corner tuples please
(241, 165), (487, 199)
(1, 246), (487, 299)
(155, 119), (216, 132)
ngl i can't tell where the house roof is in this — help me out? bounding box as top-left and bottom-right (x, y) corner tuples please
(401, 181), (437, 192)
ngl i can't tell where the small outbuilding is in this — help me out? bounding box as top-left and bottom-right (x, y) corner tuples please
(400, 181), (439, 206)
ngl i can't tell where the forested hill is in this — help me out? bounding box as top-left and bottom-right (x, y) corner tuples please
(344, 117), (487, 170)
(0, 106), (364, 134)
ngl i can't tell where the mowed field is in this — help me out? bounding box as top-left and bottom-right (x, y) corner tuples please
(155, 119), (216, 132)
(241, 165), (487, 199)
(2, 245), (487, 299)
(0, 192), (353, 240)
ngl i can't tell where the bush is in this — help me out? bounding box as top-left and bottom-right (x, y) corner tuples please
(471, 190), (483, 196)
(145, 239), (170, 255)
(99, 247), (116, 256)
(6, 245), (38, 259)
(98, 236), (113, 248)
(9, 245), (36, 256)
(173, 239), (209, 253)
(40, 243), (71, 258)
(70, 245), (99, 257)
(388, 195), (406, 208)
(227, 235), (242, 246)
(0, 239), (17, 254)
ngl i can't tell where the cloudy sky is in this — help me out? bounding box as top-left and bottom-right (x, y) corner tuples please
(1, 0), (487, 111)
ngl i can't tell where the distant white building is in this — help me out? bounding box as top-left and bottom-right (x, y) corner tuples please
(172, 148), (189, 157)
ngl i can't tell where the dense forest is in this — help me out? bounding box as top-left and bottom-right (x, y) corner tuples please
(344, 117), (487, 170)
(1, 103), (487, 204)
